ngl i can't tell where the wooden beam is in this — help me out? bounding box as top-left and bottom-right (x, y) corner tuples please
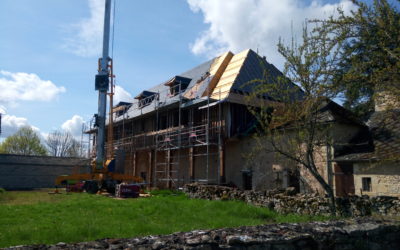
(219, 144), (225, 184)
(167, 149), (171, 188)
(133, 151), (137, 176)
(148, 150), (152, 186)
(189, 147), (194, 181)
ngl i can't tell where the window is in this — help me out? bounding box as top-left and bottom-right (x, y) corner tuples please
(362, 177), (372, 192)
(159, 115), (167, 130)
(164, 76), (191, 96)
(134, 91), (157, 108)
(139, 95), (156, 108)
(173, 111), (179, 127)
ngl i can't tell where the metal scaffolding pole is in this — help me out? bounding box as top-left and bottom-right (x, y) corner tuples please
(154, 90), (160, 187)
(178, 82), (182, 187)
(206, 82), (210, 184)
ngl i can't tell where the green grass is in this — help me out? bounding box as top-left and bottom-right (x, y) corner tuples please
(0, 190), (330, 248)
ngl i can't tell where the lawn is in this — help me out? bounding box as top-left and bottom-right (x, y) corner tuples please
(0, 189), (329, 248)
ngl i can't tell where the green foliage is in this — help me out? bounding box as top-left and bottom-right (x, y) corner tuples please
(0, 126), (47, 156)
(0, 190), (331, 247)
(316, 0), (400, 118)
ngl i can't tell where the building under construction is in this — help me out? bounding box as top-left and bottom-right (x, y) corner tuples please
(88, 49), (292, 189)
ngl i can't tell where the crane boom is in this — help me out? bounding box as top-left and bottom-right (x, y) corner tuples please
(95, 0), (112, 169)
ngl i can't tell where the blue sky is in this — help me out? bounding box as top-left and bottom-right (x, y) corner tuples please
(0, 0), (370, 140)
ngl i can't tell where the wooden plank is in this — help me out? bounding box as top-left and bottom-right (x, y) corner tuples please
(201, 51), (233, 97)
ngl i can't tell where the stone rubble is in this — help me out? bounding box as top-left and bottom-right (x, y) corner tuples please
(183, 184), (400, 217)
(6, 219), (400, 250)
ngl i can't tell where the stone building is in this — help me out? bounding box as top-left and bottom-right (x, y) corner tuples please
(88, 49), (301, 189)
(334, 100), (400, 197)
(88, 48), (399, 197)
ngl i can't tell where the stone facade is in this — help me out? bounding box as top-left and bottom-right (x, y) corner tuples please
(184, 184), (400, 217)
(8, 219), (400, 249)
(354, 162), (400, 197)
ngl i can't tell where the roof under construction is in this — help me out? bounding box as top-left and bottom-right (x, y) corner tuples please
(114, 49), (298, 122)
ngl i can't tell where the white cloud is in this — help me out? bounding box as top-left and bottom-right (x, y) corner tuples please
(59, 85), (131, 139)
(0, 70), (66, 106)
(61, 115), (85, 137)
(0, 114), (39, 138)
(63, 0), (105, 57)
(113, 85), (134, 105)
(187, 0), (356, 68)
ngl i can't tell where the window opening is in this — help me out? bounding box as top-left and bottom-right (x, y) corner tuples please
(164, 76), (191, 96)
(362, 177), (372, 192)
(134, 91), (157, 108)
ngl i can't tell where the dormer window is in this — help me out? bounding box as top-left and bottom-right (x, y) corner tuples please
(135, 91), (157, 108)
(164, 76), (191, 96)
(113, 101), (132, 117)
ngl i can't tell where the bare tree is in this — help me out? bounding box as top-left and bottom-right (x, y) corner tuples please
(67, 138), (84, 158)
(247, 24), (340, 215)
(46, 130), (84, 157)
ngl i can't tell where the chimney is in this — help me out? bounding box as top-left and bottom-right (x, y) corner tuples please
(374, 90), (399, 112)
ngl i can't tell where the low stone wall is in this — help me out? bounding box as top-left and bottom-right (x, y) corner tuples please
(0, 154), (90, 190)
(183, 184), (400, 217)
(7, 219), (400, 249)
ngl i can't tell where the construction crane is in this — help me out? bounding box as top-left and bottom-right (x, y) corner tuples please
(55, 0), (142, 194)
(94, 0), (111, 170)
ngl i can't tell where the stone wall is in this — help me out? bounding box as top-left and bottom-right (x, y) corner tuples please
(0, 154), (90, 190)
(8, 219), (400, 249)
(184, 184), (400, 217)
(354, 161), (400, 197)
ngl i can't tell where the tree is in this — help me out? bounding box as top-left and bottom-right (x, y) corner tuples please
(247, 24), (339, 215)
(316, 0), (400, 118)
(46, 130), (84, 157)
(0, 126), (47, 156)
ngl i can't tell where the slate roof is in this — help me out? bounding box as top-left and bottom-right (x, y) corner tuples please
(112, 49), (302, 123)
(230, 50), (286, 97)
(318, 99), (365, 126)
(334, 109), (400, 162)
(114, 58), (215, 122)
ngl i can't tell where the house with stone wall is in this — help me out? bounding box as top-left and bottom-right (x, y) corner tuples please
(333, 99), (400, 197)
(88, 49), (399, 197)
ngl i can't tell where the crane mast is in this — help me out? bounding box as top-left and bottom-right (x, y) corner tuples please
(94, 0), (112, 169)
(54, 0), (143, 193)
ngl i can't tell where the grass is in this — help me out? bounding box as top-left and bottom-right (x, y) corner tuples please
(0, 189), (330, 248)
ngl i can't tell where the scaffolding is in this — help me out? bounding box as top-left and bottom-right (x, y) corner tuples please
(89, 81), (224, 189)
